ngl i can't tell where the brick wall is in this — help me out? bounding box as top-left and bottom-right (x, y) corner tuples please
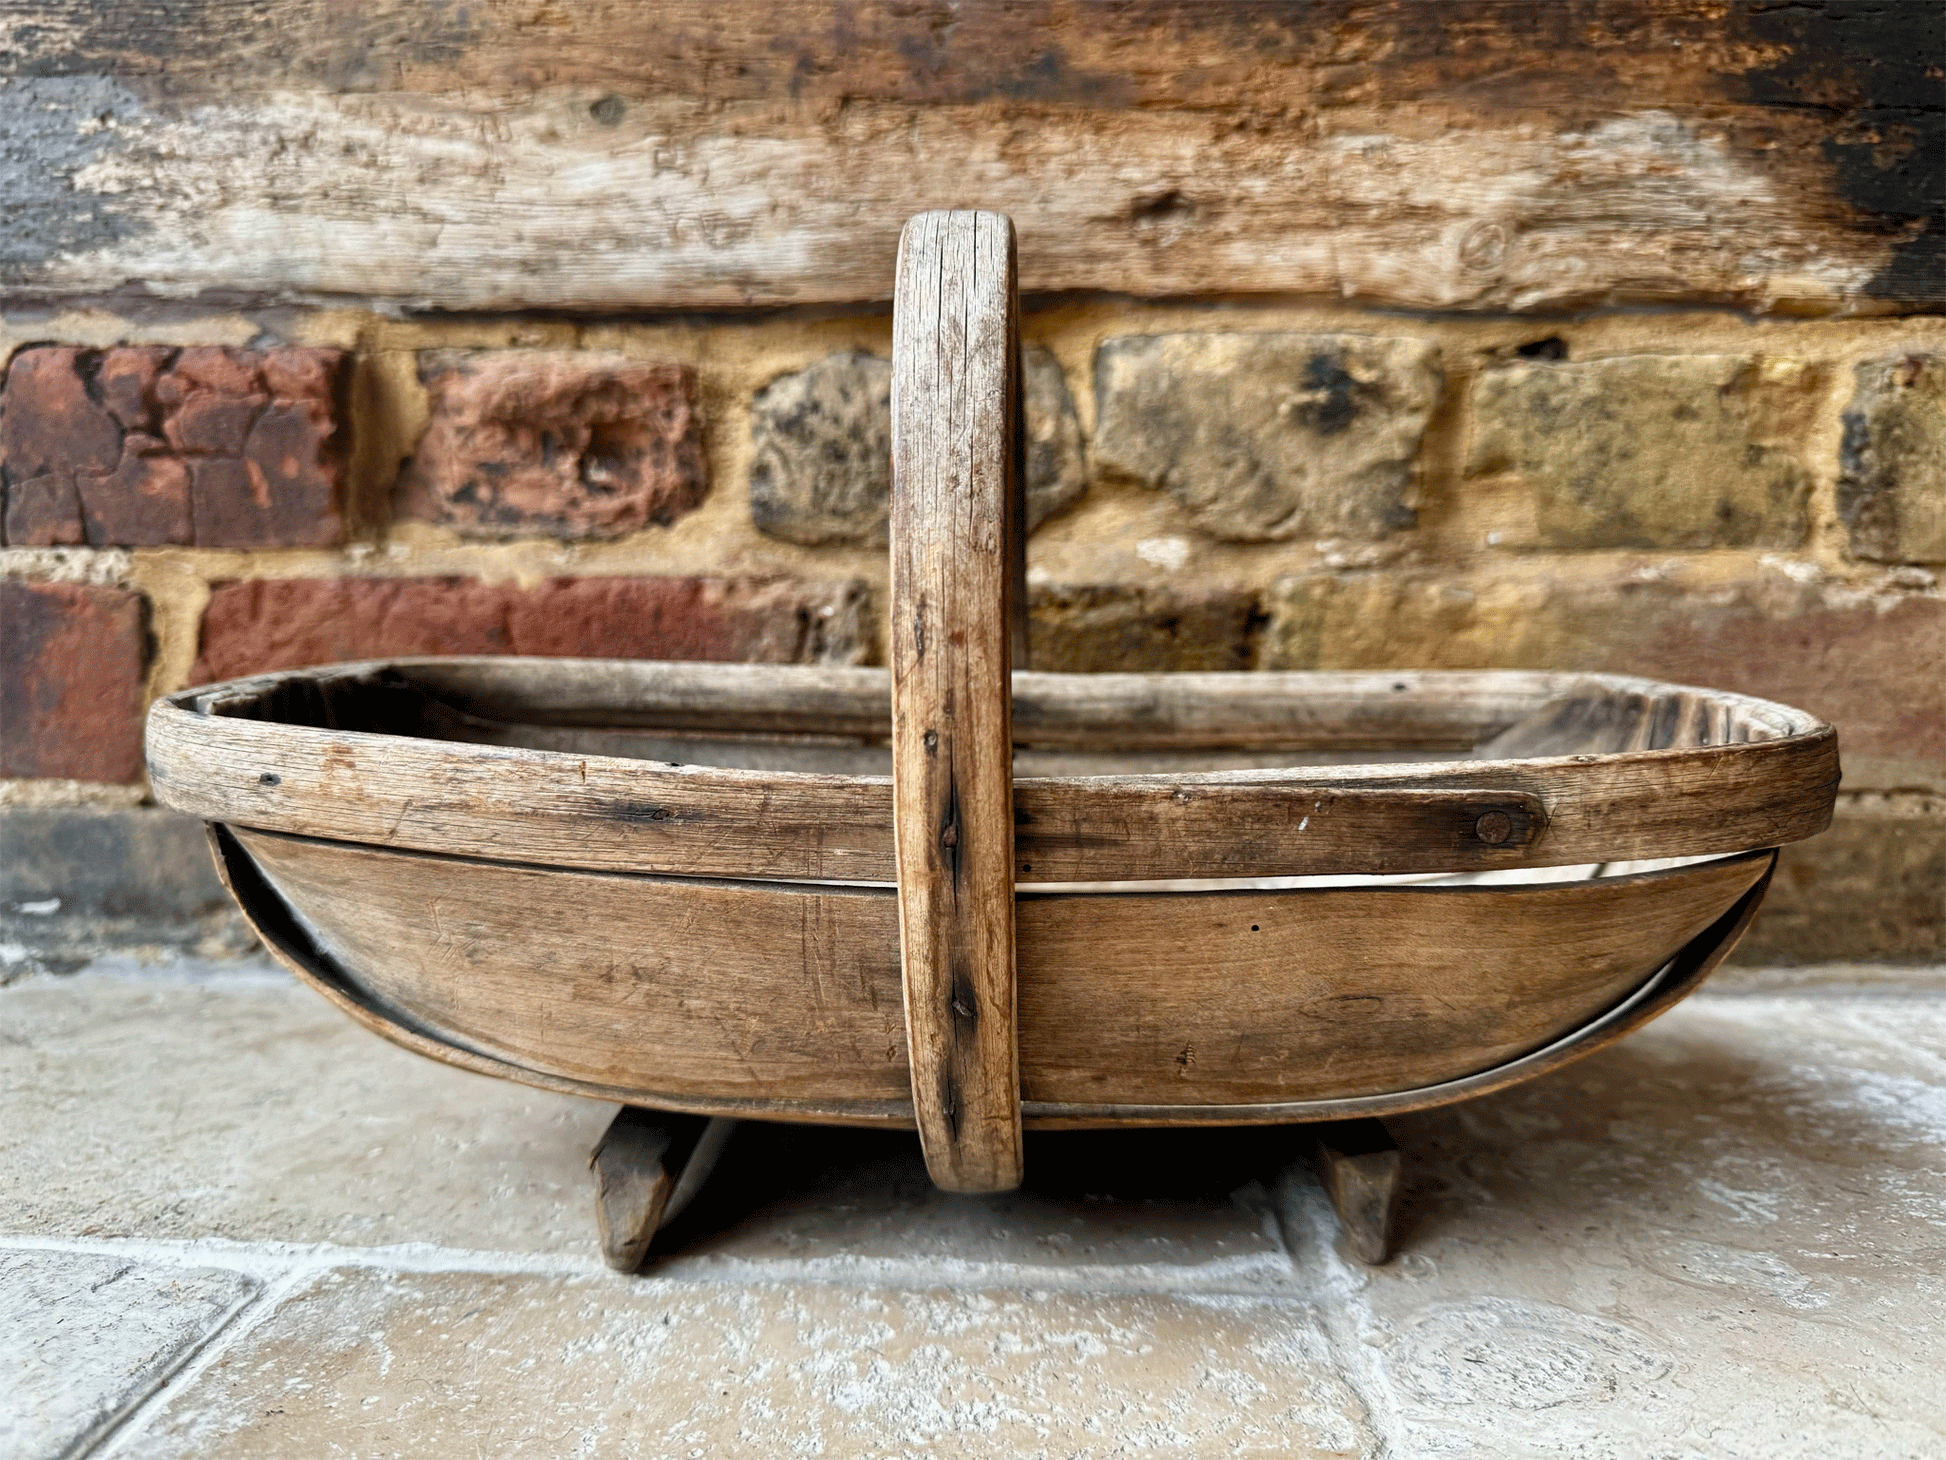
(1, 1), (1941, 971)
(3, 308), (1939, 967)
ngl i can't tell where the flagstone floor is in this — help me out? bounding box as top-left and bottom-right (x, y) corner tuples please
(3, 956), (1943, 1459)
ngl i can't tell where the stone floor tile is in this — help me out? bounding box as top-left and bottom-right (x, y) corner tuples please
(0, 967), (1306, 1285)
(12, 963), (1946, 1458)
(0, 1250), (255, 1459)
(115, 1269), (1376, 1460)
(0, 968), (611, 1254)
(1296, 995), (1946, 1459)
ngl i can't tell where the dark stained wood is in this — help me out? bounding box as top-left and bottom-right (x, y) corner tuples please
(889, 211), (1024, 1193)
(1310, 1120), (1402, 1265)
(4, 2), (1934, 311)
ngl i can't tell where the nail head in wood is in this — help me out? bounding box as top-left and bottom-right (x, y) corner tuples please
(1474, 809), (1514, 845)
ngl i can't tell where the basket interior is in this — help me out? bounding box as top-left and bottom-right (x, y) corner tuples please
(203, 659), (1796, 779)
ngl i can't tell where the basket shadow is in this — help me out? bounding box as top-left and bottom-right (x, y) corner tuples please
(651, 1121), (1302, 1266)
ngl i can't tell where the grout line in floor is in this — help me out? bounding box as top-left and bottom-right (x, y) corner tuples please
(1697, 982), (1946, 1001)
(0, 1231), (1307, 1300)
(66, 1270), (283, 1460)
(1276, 1168), (1406, 1460)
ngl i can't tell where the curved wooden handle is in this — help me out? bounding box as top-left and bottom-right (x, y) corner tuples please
(890, 211), (1025, 1193)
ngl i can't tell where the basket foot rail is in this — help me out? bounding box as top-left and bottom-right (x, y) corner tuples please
(890, 209), (1026, 1194)
(589, 1108), (736, 1272)
(1308, 1119), (1402, 1264)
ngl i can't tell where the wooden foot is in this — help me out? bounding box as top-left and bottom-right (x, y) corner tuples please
(589, 1107), (735, 1272)
(1310, 1119), (1402, 1265)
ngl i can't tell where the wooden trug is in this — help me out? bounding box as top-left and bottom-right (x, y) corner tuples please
(150, 209), (1842, 1260)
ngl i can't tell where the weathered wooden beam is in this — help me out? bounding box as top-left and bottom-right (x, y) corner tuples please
(1, 1), (1935, 311)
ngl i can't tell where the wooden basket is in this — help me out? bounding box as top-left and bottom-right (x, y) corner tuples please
(148, 213), (1839, 1236)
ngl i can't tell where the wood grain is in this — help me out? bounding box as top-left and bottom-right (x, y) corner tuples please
(1010, 849), (1767, 1107)
(1022, 850), (1777, 1128)
(888, 211), (1024, 1193)
(1309, 1120), (1402, 1265)
(221, 825), (1767, 1122)
(232, 827), (913, 1105)
(589, 1107), (713, 1272)
(5, 2), (1935, 311)
(148, 663), (1838, 882)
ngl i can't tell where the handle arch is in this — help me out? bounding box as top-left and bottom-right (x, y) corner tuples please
(889, 210), (1026, 1192)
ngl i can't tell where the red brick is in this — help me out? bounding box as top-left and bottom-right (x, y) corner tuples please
(165, 380), (263, 455)
(85, 450), (193, 546)
(396, 352), (708, 539)
(190, 575), (868, 684)
(0, 344), (346, 549)
(4, 473), (87, 545)
(0, 580), (149, 783)
(96, 346), (173, 431)
(167, 345), (263, 397)
(1549, 581), (1945, 781)
(501, 578), (856, 662)
(1, 347), (123, 545)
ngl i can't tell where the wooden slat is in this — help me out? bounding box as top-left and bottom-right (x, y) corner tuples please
(1012, 850), (1767, 1107)
(148, 686), (1838, 882)
(888, 211), (1023, 1193)
(3, 3), (1934, 312)
(1007, 737), (1832, 880)
(376, 660), (897, 739)
(219, 826), (1768, 1121)
(232, 827), (912, 1105)
(150, 704), (904, 883)
(1022, 851), (1777, 1128)
(1308, 1121), (1403, 1265)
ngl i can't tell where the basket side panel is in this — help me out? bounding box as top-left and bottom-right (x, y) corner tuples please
(232, 828), (911, 1106)
(1015, 853), (1770, 1106)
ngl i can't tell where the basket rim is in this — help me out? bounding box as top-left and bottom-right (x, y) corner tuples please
(146, 656), (1839, 884)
